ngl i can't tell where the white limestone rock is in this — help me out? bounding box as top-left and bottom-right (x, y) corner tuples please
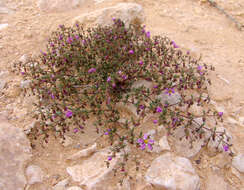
(145, 152), (200, 190)
(170, 117), (211, 158)
(66, 149), (120, 190)
(26, 165), (44, 185)
(0, 120), (32, 190)
(73, 3), (145, 28)
(20, 80), (31, 89)
(157, 91), (181, 106)
(67, 143), (97, 160)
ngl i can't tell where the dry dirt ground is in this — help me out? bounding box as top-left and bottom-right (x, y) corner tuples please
(1, 0), (244, 189)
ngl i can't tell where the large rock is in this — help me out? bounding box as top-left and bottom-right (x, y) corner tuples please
(170, 117), (211, 158)
(26, 165), (44, 185)
(72, 3), (145, 28)
(66, 149), (120, 190)
(157, 91), (181, 106)
(67, 143), (97, 160)
(37, 0), (85, 12)
(145, 153), (200, 190)
(0, 119), (32, 190)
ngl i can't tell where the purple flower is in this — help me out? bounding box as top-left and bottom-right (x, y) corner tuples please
(50, 93), (55, 99)
(140, 105), (145, 110)
(40, 50), (47, 56)
(107, 76), (111, 82)
(153, 119), (158, 124)
(108, 156), (112, 161)
(153, 85), (158, 89)
(112, 83), (116, 88)
(122, 75), (128, 80)
(139, 61), (143, 65)
(65, 109), (73, 118)
(129, 50), (134, 54)
(218, 112), (223, 117)
(88, 68), (96, 73)
(197, 66), (203, 71)
(59, 35), (63, 40)
(67, 37), (73, 44)
(75, 35), (79, 40)
(104, 129), (111, 135)
(82, 40), (86, 44)
(79, 125), (84, 129)
(73, 128), (79, 133)
(187, 50), (190, 55)
(156, 106), (162, 113)
(172, 117), (178, 125)
(21, 72), (25, 75)
(172, 41), (179, 48)
(146, 31), (150, 38)
(223, 145), (229, 152)
(165, 88), (175, 96)
(137, 134), (154, 150)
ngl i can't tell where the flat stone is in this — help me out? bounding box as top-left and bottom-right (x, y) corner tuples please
(67, 143), (97, 160)
(73, 3), (145, 28)
(170, 117), (210, 158)
(131, 80), (153, 89)
(157, 91), (181, 106)
(0, 120), (32, 190)
(66, 149), (119, 189)
(145, 153), (200, 190)
(232, 154), (244, 173)
(19, 54), (28, 63)
(20, 80), (31, 89)
(26, 165), (44, 185)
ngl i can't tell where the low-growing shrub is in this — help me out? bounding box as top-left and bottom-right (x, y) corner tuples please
(15, 19), (232, 181)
